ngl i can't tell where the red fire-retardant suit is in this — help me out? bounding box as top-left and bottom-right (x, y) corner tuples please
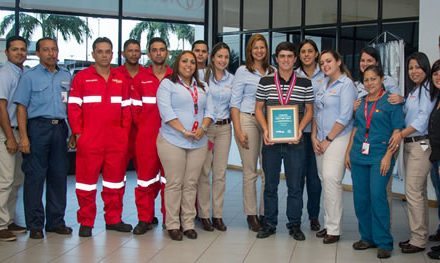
(128, 65), (172, 224)
(68, 66), (131, 227)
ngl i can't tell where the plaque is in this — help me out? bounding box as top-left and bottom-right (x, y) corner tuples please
(267, 105), (299, 143)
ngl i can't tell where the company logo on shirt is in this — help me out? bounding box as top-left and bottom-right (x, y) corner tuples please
(112, 79), (123, 84)
(141, 81), (153, 84)
(85, 79), (98, 82)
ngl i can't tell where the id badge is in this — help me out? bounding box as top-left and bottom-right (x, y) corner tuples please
(420, 140), (429, 152)
(361, 142), (370, 155)
(61, 91), (68, 103)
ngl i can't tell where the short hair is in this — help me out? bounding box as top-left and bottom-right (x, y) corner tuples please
(123, 39), (140, 51)
(191, 40), (208, 51)
(92, 37), (113, 51)
(36, 37), (57, 51)
(275, 41), (296, 57)
(148, 37), (167, 52)
(6, 36), (27, 50)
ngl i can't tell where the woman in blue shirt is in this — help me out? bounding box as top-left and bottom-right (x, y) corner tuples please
(312, 49), (357, 244)
(157, 51), (214, 241)
(230, 34), (274, 232)
(389, 52), (436, 253)
(346, 65), (405, 259)
(197, 42), (234, 232)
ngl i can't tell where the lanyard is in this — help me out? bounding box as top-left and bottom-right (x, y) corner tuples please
(363, 89), (384, 140)
(179, 79), (199, 115)
(274, 72), (297, 105)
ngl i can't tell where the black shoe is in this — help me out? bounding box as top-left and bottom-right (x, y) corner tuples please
(401, 244), (425, 253)
(429, 231), (440, 242)
(168, 229), (183, 241)
(377, 249), (391, 259)
(46, 225), (73, 235)
(289, 226), (305, 241)
(431, 245), (440, 252)
(78, 225), (92, 237)
(352, 240), (376, 250)
(133, 221), (153, 235)
(310, 219), (320, 231)
(256, 225), (276, 239)
(152, 217), (159, 225)
(106, 222), (133, 232)
(183, 229), (198, 239)
(428, 250), (440, 260)
(8, 223), (27, 234)
(29, 229), (44, 239)
(398, 240), (410, 249)
(200, 218), (214, 232)
(323, 234), (340, 244)
(316, 228), (327, 238)
(259, 215), (265, 224)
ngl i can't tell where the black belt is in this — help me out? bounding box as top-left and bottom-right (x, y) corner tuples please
(11, 126), (18, 130)
(30, 118), (64, 125)
(404, 135), (429, 143)
(215, 118), (231, 125)
(243, 112), (255, 116)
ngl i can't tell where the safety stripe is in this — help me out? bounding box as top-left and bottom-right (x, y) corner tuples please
(160, 176), (167, 184)
(76, 182), (97, 191)
(121, 99), (131, 107)
(142, 97), (156, 104)
(68, 97), (83, 105)
(137, 173), (161, 188)
(111, 96), (122, 103)
(102, 180), (125, 189)
(131, 99), (142, 106)
(83, 96), (102, 103)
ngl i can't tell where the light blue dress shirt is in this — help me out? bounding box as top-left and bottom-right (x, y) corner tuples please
(13, 64), (71, 119)
(0, 61), (25, 127)
(208, 70), (234, 120)
(314, 74), (357, 141)
(404, 84), (436, 136)
(355, 75), (400, 99)
(230, 65), (270, 113)
(296, 65), (326, 132)
(157, 77), (215, 149)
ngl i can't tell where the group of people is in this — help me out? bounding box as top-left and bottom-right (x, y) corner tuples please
(1, 33), (440, 260)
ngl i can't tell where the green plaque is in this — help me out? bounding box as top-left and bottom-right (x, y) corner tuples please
(267, 105), (299, 143)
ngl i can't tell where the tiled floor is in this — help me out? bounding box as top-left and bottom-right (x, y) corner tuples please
(1, 169), (439, 262)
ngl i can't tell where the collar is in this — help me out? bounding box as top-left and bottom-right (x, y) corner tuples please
(5, 61), (23, 75)
(211, 70), (231, 84)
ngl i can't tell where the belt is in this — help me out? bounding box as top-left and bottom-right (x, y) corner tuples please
(215, 118), (231, 125)
(30, 117), (64, 125)
(404, 135), (429, 143)
(242, 112), (255, 116)
(11, 126), (18, 130)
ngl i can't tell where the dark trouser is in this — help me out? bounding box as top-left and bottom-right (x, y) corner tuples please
(431, 161), (440, 231)
(301, 133), (321, 220)
(262, 142), (305, 228)
(22, 118), (68, 230)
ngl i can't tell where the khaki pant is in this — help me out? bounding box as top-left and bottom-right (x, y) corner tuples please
(235, 113), (264, 216)
(157, 135), (207, 231)
(0, 129), (24, 230)
(315, 133), (350, 236)
(197, 123), (232, 218)
(404, 140), (431, 248)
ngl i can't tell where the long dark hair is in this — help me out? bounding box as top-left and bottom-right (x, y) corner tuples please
(358, 46), (382, 82)
(296, 39), (319, 75)
(204, 42), (230, 82)
(169, 51), (204, 89)
(431, 59), (440, 100)
(320, 49), (352, 80)
(406, 52), (432, 100)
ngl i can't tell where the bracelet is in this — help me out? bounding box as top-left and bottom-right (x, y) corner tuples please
(181, 128), (187, 134)
(201, 125), (208, 133)
(325, 135), (334, 142)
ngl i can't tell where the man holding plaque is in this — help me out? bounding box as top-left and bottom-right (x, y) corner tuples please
(255, 42), (314, 240)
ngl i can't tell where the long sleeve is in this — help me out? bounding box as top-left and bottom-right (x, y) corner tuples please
(67, 74), (84, 135)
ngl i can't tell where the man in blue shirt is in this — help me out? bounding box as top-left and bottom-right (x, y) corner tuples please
(0, 36), (28, 242)
(13, 37), (73, 239)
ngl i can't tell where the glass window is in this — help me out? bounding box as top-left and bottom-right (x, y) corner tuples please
(271, 32), (288, 65)
(305, 0), (337, 25)
(123, 0), (204, 23)
(0, 10), (14, 65)
(218, 0), (240, 33)
(305, 28), (337, 51)
(273, 0), (301, 28)
(243, 0), (269, 30)
(0, 0), (14, 8)
(341, 0), (377, 22)
(383, 22), (419, 54)
(221, 35), (240, 74)
(20, 0), (118, 16)
(383, 0), (419, 19)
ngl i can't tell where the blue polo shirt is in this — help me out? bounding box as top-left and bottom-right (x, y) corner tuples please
(404, 84), (436, 136)
(0, 61), (25, 127)
(13, 64), (71, 119)
(208, 70), (234, 120)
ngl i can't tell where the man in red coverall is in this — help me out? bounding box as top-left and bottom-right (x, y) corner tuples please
(68, 37), (132, 237)
(129, 37), (173, 232)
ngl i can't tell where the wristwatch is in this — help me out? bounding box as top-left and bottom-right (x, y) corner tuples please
(325, 135), (334, 142)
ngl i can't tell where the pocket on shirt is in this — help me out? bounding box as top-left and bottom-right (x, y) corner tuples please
(31, 85), (50, 105)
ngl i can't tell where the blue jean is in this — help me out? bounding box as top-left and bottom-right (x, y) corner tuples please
(301, 133), (321, 220)
(431, 161), (440, 230)
(22, 118), (68, 230)
(262, 142), (305, 228)
(351, 161), (394, 251)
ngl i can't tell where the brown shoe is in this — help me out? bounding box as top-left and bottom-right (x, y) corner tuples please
(401, 244), (425, 253)
(200, 218), (214, 232)
(212, 218), (227, 231)
(352, 240), (376, 250)
(247, 215), (261, 232)
(316, 228), (327, 238)
(323, 234), (340, 244)
(168, 229), (183, 241)
(377, 249), (391, 259)
(183, 229), (198, 239)
(0, 229), (17, 241)
(398, 240), (410, 248)
(8, 223), (27, 234)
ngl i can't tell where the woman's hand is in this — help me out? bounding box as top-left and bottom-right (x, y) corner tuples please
(319, 139), (331, 154)
(353, 99), (361, 112)
(235, 130), (249, 149)
(345, 152), (351, 170)
(388, 94), (404, 104)
(312, 136), (322, 155)
(380, 154), (392, 176)
(388, 131), (402, 148)
(193, 128), (205, 140)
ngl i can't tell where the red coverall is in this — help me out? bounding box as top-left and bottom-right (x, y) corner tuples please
(68, 66), (131, 227)
(128, 65), (172, 224)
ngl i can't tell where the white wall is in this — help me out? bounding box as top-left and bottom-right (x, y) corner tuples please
(419, 0), (440, 63)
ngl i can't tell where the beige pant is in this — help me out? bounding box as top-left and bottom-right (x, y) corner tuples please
(0, 129), (24, 230)
(235, 113), (264, 216)
(157, 135), (208, 231)
(315, 133), (350, 236)
(197, 123), (232, 218)
(404, 140), (431, 248)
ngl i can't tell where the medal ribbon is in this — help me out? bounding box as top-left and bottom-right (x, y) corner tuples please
(178, 78), (199, 115)
(274, 72), (297, 105)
